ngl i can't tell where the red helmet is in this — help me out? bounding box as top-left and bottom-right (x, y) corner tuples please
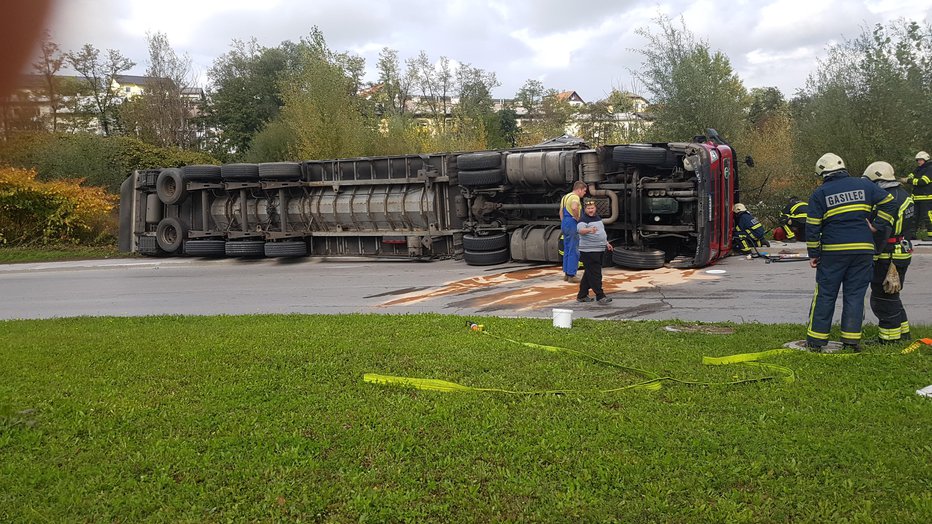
(773, 227), (787, 242)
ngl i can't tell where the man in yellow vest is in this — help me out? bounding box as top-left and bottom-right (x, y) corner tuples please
(559, 181), (588, 282)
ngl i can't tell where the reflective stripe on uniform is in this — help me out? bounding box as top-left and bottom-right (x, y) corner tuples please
(823, 203), (872, 219)
(840, 330), (862, 341)
(807, 216), (822, 225)
(821, 242), (875, 252)
(879, 325), (902, 340)
(807, 284), (827, 340)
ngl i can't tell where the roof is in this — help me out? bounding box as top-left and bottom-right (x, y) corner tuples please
(554, 90), (584, 103)
(113, 74), (172, 86)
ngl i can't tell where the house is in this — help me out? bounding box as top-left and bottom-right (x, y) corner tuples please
(554, 90), (585, 107)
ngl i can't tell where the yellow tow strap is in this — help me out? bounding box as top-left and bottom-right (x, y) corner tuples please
(362, 327), (831, 395)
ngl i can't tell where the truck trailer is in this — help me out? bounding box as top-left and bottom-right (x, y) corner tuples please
(119, 130), (743, 270)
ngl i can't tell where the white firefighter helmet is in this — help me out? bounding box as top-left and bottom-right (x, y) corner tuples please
(916, 151), (930, 161)
(862, 161), (895, 182)
(815, 153), (845, 176)
(733, 203), (747, 213)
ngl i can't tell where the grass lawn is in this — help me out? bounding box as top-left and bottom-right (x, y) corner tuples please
(0, 243), (122, 264)
(1, 314), (930, 522)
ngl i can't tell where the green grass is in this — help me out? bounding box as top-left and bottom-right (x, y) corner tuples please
(1, 314), (930, 522)
(0, 243), (123, 264)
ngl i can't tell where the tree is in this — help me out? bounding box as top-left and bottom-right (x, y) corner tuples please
(576, 89), (644, 145)
(517, 89), (574, 146)
(374, 48), (417, 116)
(66, 44), (135, 136)
(206, 39), (291, 159)
(408, 51), (454, 132)
(631, 14), (749, 142)
(31, 31), (65, 132)
(488, 109), (516, 148)
(120, 32), (193, 148)
(792, 20), (932, 176)
(515, 79), (545, 116)
(276, 32), (373, 160)
(747, 87), (787, 127)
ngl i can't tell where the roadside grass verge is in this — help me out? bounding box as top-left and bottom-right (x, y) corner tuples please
(0, 243), (122, 264)
(1, 314), (930, 522)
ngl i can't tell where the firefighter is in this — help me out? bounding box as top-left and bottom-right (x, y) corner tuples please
(559, 181), (588, 282)
(732, 203), (769, 254)
(805, 153), (897, 351)
(900, 151), (931, 240)
(863, 161), (915, 344)
(777, 196), (807, 242)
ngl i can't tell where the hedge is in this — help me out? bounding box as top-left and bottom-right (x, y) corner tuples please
(0, 167), (117, 245)
(0, 133), (218, 193)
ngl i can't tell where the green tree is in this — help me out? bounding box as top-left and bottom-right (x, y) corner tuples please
(206, 39), (291, 160)
(66, 44), (135, 136)
(276, 33), (372, 160)
(518, 89), (573, 146)
(120, 32), (193, 148)
(792, 20), (932, 176)
(748, 87), (787, 127)
(631, 14), (749, 142)
(374, 47), (415, 116)
(408, 51), (454, 133)
(515, 79), (545, 116)
(576, 89), (645, 145)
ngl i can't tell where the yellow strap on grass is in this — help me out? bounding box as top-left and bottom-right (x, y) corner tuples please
(364, 328), (808, 395)
(363, 373), (663, 395)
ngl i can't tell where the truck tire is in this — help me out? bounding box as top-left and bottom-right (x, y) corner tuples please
(221, 163), (260, 181)
(457, 152), (502, 170)
(458, 168), (504, 187)
(156, 168), (187, 205)
(258, 162), (303, 181)
(463, 232), (508, 251)
(612, 146), (670, 166)
(612, 247), (665, 270)
(181, 165), (222, 182)
(225, 240), (266, 257)
(464, 247), (510, 266)
(184, 239), (226, 257)
(264, 241), (308, 257)
(155, 217), (185, 253)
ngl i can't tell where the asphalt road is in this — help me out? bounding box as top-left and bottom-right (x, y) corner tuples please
(1, 244), (930, 326)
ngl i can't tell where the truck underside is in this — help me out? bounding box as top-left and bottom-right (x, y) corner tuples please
(120, 138), (737, 269)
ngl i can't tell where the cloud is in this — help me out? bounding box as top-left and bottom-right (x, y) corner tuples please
(41, 0), (932, 101)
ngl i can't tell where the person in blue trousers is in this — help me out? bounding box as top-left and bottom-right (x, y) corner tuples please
(560, 181), (588, 282)
(805, 153), (897, 352)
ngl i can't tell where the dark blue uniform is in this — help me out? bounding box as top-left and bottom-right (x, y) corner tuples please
(908, 162), (932, 239)
(870, 184), (916, 342)
(779, 200), (807, 241)
(733, 210), (767, 253)
(805, 170), (896, 347)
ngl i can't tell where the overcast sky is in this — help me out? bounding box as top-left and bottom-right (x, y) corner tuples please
(44, 0), (931, 102)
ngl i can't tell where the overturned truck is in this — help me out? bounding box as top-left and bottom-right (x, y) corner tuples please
(119, 131), (742, 269)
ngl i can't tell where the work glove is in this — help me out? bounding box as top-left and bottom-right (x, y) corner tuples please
(882, 263), (901, 294)
(896, 177), (909, 185)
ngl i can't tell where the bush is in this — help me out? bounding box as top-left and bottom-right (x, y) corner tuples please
(0, 167), (117, 245)
(0, 133), (218, 192)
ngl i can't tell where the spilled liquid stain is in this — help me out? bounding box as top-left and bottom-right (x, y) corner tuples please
(379, 265), (716, 312)
(364, 286), (432, 299)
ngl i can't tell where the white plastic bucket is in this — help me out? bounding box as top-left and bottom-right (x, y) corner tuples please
(552, 308), (573, 329)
